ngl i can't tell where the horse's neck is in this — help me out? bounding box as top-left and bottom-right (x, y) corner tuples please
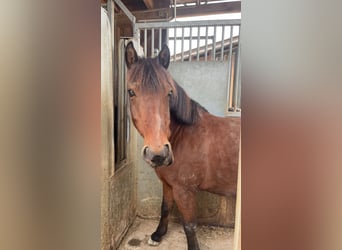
(169, 111), (203, 146)
(169, 118), (183, 145)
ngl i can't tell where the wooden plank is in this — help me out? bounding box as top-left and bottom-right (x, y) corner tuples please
(143, 0), (154, 9)
(233, 134), (241, 250)
(101, 5), (115, 250)
(116, 8), (172, 24)
(115, 2), (241, 24)
(143, 0), (169, 9)
(176, 1), (241, 17)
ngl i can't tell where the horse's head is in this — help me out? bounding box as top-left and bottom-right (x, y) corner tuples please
(125, 42), (175, 167)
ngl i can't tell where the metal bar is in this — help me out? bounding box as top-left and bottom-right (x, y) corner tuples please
(234, 29), (241, 110)
(227, 26), (234, 111)
(118, 40), (126, 162)
(107, 0), (115, 86)
(172, 35), (214, 40)
(204, 26), (208, 61)
(135, 19), (241, 29)
(174, 0), (177, 21)
(114, 0), (136, 24)
(159, 28), (162, 50)
(151, 28), (154, 57)
(181, 27), (184, 61)
(166, 28), (169, 46)
(213, 25), (217, 61)
(144, 29), (147, 56)
(174, 27), (177, 61)
(133, 26), (140, 42)
(106, 0), (115, 173)
(189, 27), (192, 62)
(197, 26), (200, 61)
(221, 25), (225, 61)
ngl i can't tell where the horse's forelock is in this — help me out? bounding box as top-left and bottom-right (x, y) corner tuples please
(129, 58), (171, 93)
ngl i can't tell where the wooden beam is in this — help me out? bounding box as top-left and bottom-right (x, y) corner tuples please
(144, 0), (170, 9)
(116, 8), (173, 24)
(116, 1), (241, 24)
(143, 0), (154, 9)
(176, 1), (241, 17)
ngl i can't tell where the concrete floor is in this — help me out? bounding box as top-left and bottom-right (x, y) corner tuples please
(118, 218), (234, 250)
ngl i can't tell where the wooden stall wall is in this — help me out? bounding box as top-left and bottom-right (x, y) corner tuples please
(101, 7), (114, 250)
(101, 5), (139, 250)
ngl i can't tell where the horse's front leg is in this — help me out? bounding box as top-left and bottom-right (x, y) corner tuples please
(148, 181), (174, 246)
(173, 188), (200, 250)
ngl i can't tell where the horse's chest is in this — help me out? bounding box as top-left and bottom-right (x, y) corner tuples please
(154, 162), (203, 188)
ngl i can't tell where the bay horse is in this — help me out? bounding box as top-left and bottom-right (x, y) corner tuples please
(125, 42), (240, 250)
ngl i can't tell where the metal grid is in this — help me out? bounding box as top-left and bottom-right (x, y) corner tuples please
(134, 19), (241, 112)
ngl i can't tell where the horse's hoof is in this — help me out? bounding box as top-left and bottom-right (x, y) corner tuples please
(148, 238), (160, 246)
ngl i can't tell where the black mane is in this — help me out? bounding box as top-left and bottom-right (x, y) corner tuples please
(170, 82), (207, 125)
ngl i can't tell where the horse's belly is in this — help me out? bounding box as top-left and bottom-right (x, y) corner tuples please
(169, 146), (238, 196)
(199, 160), (238, 196)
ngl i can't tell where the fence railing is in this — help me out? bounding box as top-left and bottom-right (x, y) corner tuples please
(134, 19), (241, 112)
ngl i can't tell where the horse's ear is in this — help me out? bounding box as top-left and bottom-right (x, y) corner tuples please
(158, 44), (170, 69)
(125, 41), (138, 69)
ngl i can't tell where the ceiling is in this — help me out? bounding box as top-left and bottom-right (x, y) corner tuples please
(102, 0), (241, 19)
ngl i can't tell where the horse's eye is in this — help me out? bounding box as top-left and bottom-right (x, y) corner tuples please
(168, 90), (173, 97)
(128, 89), (136, 97)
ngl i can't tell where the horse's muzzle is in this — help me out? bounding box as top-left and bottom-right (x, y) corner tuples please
(142, 143), (173, 167)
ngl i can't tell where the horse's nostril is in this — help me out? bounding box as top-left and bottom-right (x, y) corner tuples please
(151, 155), (166, 166)
(142, 144), (172, 167)
(143, 146), (148, 156)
